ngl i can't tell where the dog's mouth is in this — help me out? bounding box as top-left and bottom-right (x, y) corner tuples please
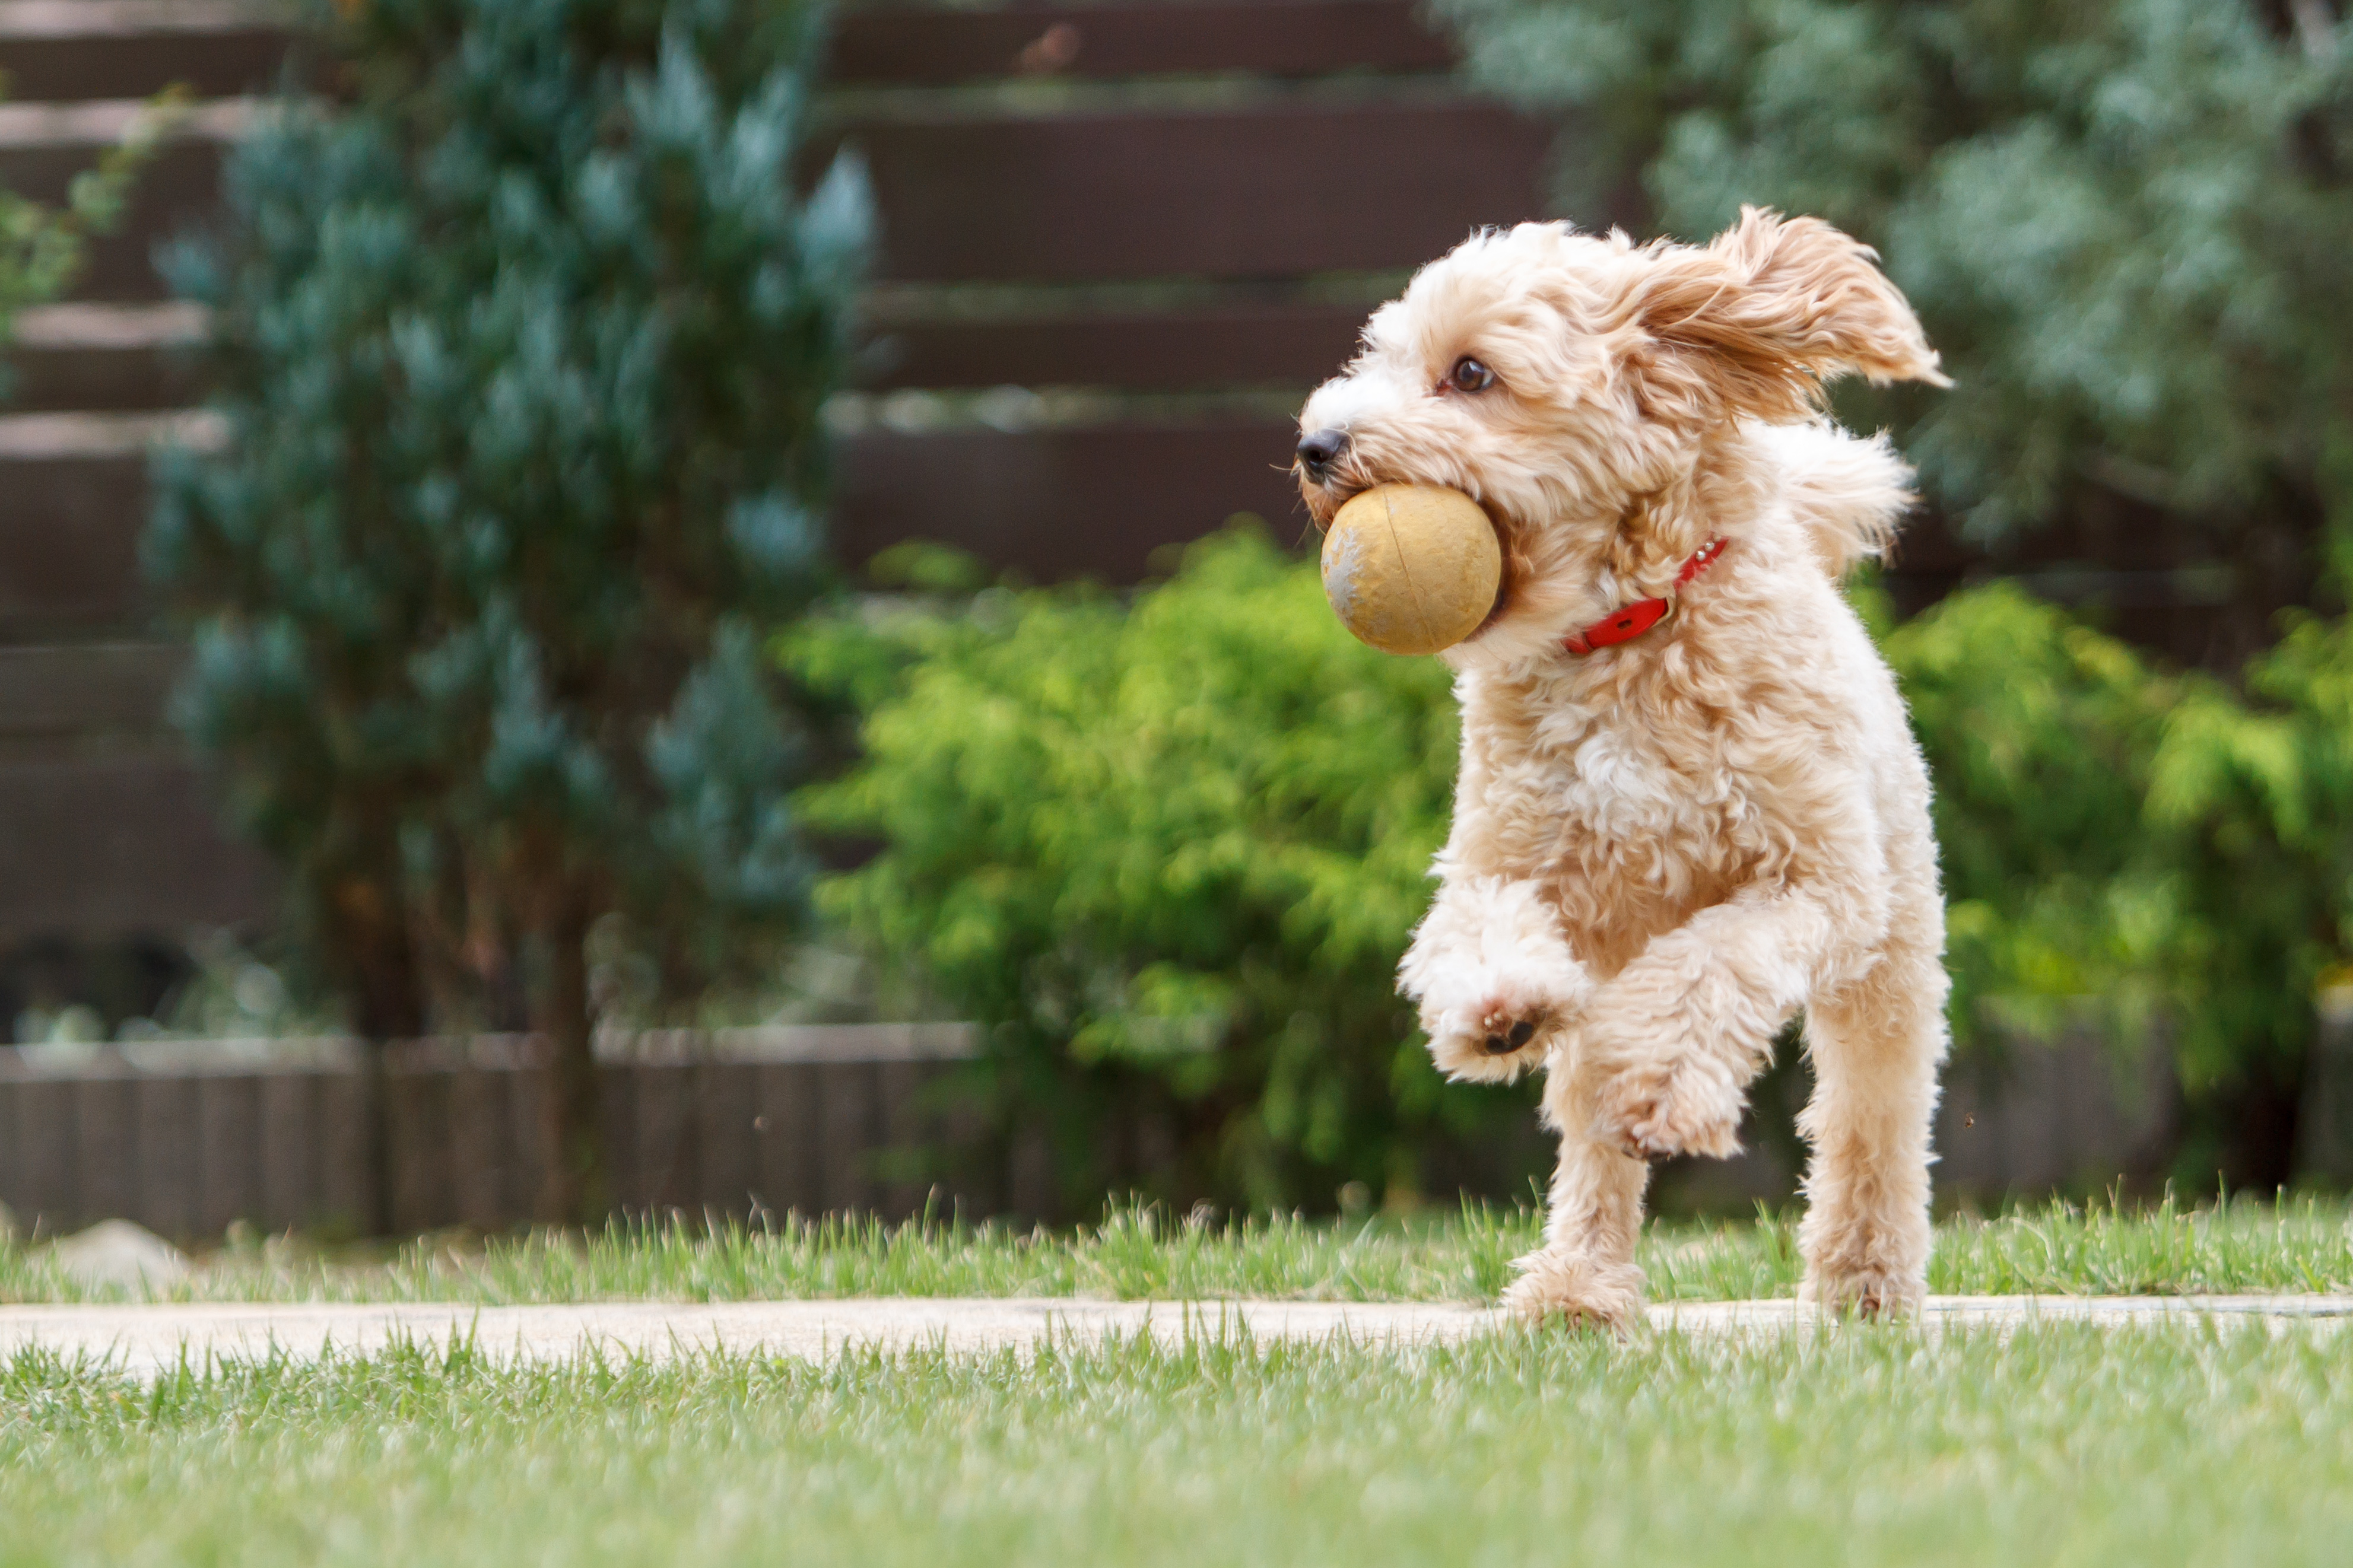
(1300, 465), (1528, 644)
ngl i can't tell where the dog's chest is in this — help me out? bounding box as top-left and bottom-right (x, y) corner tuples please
(1465, 677), (1772, 934)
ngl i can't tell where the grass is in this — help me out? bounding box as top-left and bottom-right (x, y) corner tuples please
(5, 1198), (2352, 1563)
(5, 1324), (2353, 1565)
(5, 1191), (2352, 1304)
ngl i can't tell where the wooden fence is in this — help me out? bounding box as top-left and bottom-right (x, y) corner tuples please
(1, 1022), (2179, 1243)
(0, 1023), (1006, 1241)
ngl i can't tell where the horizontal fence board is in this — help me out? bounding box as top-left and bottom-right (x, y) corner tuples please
(0, 139), (223, 302)
(0, 644), (180, 739)
(23, 103), (1549, 300)
(1, 338), (204, 411)
(0, 41), (279, 115)
(836, 420), (1310, 582)
(0, 1031), (2181, 1241)
(1, 0), (1451, 103)
(0, 756), (273, 941)
(863, 300), (1364, 391)
(831, 1), (1453, 86)
(0, 6), (295, 102)
(843, 103), (1555, 284)
(0, 451), (148, 632)
(69, 1071), (135, 1229)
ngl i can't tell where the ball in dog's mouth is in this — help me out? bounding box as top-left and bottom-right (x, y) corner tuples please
(1319, 484), (1504, 657)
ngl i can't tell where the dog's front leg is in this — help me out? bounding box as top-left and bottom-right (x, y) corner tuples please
(1400, 873), (1593, 1083)
(1501, 1057), (1650, 1331)
(1581, 880), (1861, 1160)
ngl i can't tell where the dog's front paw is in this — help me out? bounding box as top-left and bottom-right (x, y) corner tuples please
(1587, 1056), (1744, 1161)
(1799, 1265), (1925, 1320)
(1423, 983), (1572, 1083)
(1501, 1248), (1646, 1334)
(1401, 876), (1590, 1083)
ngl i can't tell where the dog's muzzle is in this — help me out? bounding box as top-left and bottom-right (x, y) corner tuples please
(1296, 428), (1349, 482)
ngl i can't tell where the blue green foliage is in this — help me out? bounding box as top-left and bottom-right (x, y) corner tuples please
(1438, 0), (2353, 561)
(148, 0), (868, 1215)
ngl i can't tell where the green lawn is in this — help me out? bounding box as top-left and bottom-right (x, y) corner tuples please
(7, 1192), (2353, 1304)
(5, 1199), (2352, 1565)
(5, 1322), (2352, 1564)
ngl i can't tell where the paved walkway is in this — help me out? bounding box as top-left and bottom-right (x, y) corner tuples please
(2, 1296), (2347, 1376)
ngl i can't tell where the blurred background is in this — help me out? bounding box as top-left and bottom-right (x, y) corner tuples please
(0, 0), (2349, 1245)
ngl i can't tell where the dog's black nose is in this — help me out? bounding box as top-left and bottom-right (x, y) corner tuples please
(1296, 428), (1349, 475)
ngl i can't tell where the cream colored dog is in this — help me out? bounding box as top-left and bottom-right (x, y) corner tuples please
(1295, 208), (1950, 1327)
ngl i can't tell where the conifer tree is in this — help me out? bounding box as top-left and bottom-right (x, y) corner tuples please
(149, 0), (869, 1222)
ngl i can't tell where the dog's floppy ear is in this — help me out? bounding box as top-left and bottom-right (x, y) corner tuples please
(1620, 206), (1946, 423)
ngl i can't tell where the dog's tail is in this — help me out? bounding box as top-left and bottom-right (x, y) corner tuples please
(1752, 421), (1916, 578)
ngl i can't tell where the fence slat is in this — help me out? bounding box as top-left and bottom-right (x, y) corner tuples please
(15, 1078), (75, 1237)
(837, 422), (1304, 585)
(633, 1061), (698, 1216)
(315, 1063), (371, 1235)
(509, 1060), (550, 1225)
(818, 1064), (878, 1217)
(196, 1074), (261, 1235)
(836, 104), (1555, 285)
(830, 2), (1453, 87)
(863, 301), (1366, 393)
(0, 1080), (18, 1224)
(694, 1063), (759, 1219)
(258, 1070), (314, 1232)
(70, 1074), (136, 1230)
(596, 1063), (639, 1218)
(0, 756), (274, 942)
(447, 1064), (510, 1231)
(752, 1063), (824, 1221)
(388, 1064), (449, 1233)
(877, 1059), (926, 1222)
(132, 1073), (196, 1241)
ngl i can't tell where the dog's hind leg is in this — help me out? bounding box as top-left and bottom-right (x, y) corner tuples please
(1795, 877), (1948, 1315)
(1500, 1060), (1650, 1331)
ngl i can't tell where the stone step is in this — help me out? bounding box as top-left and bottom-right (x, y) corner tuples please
(0, 1), (293, 103)
(3, 302), (207, 411)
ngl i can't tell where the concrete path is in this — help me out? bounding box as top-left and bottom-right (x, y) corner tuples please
(3, 1295), (2348, 1376)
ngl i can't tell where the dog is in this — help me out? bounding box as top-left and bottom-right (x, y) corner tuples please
(1295, 207), (1951, 1327)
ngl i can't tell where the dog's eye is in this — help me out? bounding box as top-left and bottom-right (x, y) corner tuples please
(1448, 357), (1496, 393)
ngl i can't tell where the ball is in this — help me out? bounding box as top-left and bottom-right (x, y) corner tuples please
(1319, 484), (1503, 656)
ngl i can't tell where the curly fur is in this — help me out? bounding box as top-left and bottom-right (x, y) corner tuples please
(1298, 208), (1951, 1328)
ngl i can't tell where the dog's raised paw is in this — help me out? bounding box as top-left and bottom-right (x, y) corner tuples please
(1590, 1060), (1744, 1162)
(1427, 998), (1557, 1082)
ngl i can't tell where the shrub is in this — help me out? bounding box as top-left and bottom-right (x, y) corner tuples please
(1874, 581), (2179, 1052)
(806, 533), (2353, 1200)
(148, 0), (869, 1221)
(790, 529), (1548, 1211)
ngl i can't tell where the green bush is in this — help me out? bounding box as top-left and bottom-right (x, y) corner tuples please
(790, 529), (1548, 1210)
(1874, 582), (2179, 1053)
(803, 535), (2353, 1201)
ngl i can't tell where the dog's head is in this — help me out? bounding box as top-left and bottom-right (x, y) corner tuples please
(1295, 208), (1944, 667)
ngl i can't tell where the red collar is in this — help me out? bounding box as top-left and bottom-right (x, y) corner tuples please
(1561, 537), (1727, 657)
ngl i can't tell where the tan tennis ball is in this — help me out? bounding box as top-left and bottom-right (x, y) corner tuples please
(1319, 484), (1503, 656)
